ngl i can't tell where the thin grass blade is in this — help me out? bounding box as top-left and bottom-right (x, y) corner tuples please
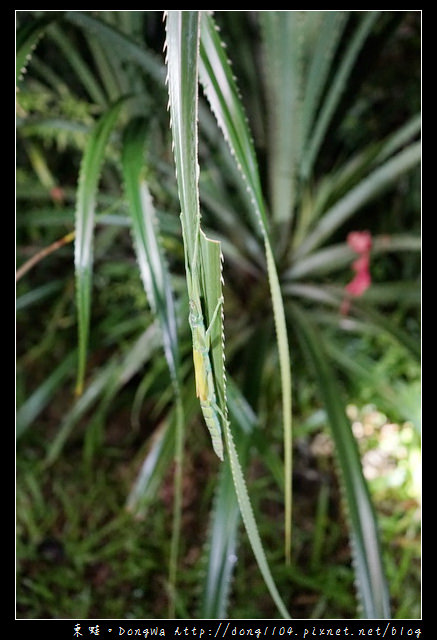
(16, 281), (63, 312)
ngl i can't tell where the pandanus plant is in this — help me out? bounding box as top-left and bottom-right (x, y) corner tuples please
(16, 11), (420, 618)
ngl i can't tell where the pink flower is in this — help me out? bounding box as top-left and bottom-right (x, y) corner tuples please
(341, 230), (373, 315)
(347, 230), (372, 254)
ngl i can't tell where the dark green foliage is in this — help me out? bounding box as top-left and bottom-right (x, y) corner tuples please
(16, 11), (420, 619)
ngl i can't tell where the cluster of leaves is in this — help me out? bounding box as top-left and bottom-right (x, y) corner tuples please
(16, 11), (420, 619)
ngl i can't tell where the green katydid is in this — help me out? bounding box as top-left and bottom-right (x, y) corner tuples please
(187, 230), (226, 461)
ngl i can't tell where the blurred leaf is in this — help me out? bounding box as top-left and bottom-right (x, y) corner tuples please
(46, 323), (162, 465)
(122, 115), (184, 617)
(326, 339), (421, 429)
(198, 379), (255, 618)
(47, 23), (107, 106)
(74, 97), (126, 395)
(301, 12), (380, 180)
(126, 417), (175, 517)
(261, 11), (347, 231)
(16, 14), (58, 86)
(286, 282), (420, 360)
(296, 141), (420, 258)
(16, 281), (64, 311)
(121, 117), (179, 383)
(291, 304), (391, 619)
(16, 351), (76, 439)
(300, 12), (348, 159)
(261, 11), (303, 227)
(286, 234), (421, 280)
(64, 11), (165, 84)
(198, 456), (240, 618)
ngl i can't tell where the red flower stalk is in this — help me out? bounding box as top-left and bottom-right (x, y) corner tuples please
(341, 231), (372, 315)
(346, 268), (371, 297)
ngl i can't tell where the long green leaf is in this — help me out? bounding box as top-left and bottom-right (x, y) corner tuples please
(165, 11), (227, 425)
(199, 11), (293, 565)
(223, 415), (291, 618)
(166, 11), (290, 618)
(165, 10), (230, 618)
(300, 12), (348, 156)
(198, 379), (256, 618)
(74, 98), (126, 395)
(121, 117), (179, 382)
(291, 304), (391, 619)
(165, 11), (201, 261)
(261, 11), (302, 228)
(199, 456), (240, 619)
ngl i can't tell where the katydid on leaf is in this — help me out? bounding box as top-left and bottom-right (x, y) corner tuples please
(187, 231), (226, 461)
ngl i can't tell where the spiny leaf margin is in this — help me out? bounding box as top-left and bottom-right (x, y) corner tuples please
(165, 10), (291, 618)
(199, 11), (293, 564)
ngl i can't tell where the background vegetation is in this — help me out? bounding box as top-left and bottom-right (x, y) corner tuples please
(16, 11), (420, 619)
